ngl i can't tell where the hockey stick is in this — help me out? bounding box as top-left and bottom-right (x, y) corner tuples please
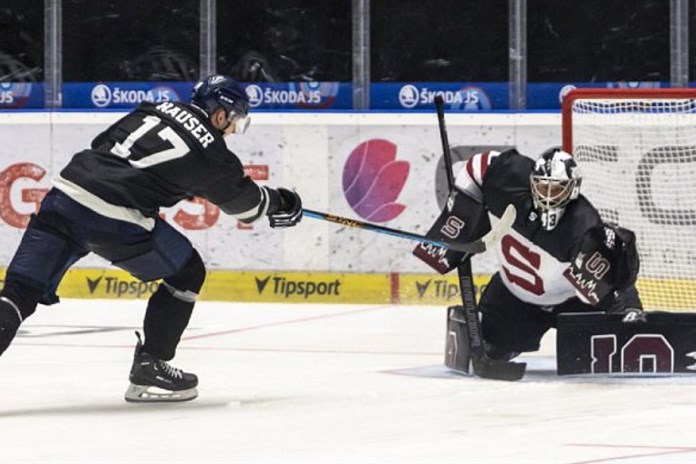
(434, 95), (526, 381)
(303, 208), (515, 254)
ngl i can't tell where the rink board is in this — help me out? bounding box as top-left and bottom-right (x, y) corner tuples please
(0, 267), (693, 310)
(0, 267), (489, 305)
(0, 112), (694, 310)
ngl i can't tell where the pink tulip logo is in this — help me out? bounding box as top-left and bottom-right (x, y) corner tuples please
(342, 139), (410, 222)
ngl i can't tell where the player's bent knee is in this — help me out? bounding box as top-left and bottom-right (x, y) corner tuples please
(162, 249), (206, 299)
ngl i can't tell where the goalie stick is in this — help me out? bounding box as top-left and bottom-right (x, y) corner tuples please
(303, 207), (514, 254)
(434, 95), (526, 381)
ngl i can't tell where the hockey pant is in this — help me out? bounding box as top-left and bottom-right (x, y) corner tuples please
(479, 272), (643, 356)
(0, 188), (205, 359)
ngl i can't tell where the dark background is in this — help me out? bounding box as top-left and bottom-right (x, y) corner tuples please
(0, 1), (686, 88)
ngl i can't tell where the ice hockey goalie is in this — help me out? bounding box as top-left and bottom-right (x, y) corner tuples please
(413, 147), (696, 376)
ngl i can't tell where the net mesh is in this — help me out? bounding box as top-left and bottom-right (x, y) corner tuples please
(566, 92), (696, 311)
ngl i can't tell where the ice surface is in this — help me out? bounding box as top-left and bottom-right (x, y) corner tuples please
(1, 299), (695, 463)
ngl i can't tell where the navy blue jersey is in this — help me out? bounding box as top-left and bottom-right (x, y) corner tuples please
(58, 101), (267, 221)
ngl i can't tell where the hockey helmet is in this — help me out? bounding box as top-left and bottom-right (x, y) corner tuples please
(190, 75), (251, 134)
(530, 147), (582, 231)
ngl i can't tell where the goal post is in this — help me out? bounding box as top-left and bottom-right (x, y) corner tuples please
(562, 88), (696, 311)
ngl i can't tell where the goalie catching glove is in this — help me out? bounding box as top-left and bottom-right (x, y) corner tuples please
(267, 187), (303, 228)
(563, 223), (640, 306)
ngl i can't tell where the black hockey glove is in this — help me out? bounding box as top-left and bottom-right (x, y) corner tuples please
(268, 188), (302, 228)
(564, 223), (640, 305)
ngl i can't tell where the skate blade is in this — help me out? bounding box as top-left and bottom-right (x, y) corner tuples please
(124, 383), (198, 403)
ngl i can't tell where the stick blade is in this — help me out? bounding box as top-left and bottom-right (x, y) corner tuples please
(473, 357), (527, 381)
(481, 204), (517, 251)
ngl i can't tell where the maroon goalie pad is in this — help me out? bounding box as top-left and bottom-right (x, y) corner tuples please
(556, 311), (696, 375)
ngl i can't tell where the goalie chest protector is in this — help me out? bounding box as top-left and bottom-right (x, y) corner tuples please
(483, 151), (604, 305)
(557, 311), (696, 375)
(481, 150), (603, 260)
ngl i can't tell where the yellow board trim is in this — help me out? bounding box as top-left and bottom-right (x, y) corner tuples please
(636, 278), (696, 311)
(0, 268), (692, 311)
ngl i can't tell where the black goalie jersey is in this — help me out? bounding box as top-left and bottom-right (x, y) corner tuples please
(56, 101), (267, 223)
(417, 149), (605, 306)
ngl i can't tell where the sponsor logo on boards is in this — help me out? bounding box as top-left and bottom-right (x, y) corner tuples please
(254, 275), (342, 299)
(86, 276), (159, 298)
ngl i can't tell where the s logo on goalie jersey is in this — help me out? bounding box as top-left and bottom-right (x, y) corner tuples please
(501, 235), (545, 296)
(586, 252), (610, 280)
(440, 216), (465, 239)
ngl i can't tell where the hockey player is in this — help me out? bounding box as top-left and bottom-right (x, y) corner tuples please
(0, 75), (303, 402)
(415, 147), (642, 363)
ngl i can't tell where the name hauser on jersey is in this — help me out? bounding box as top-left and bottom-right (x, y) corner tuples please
(155, 101), (215, 148)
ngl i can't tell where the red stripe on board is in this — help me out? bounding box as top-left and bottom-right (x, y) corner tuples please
(390, 272), (400, 304)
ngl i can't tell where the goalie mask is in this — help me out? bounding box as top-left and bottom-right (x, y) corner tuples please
(530, 147), (581, 231)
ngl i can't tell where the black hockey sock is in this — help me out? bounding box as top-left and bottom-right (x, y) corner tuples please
(0, 297), (23, 356)
(141, 250), (205, 361)
(142, 284), (195, 361)
(0, 279), (42, 355)
(0, 279), (41, 320)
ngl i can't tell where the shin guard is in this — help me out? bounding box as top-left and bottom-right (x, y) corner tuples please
(142, 250), (206, 360)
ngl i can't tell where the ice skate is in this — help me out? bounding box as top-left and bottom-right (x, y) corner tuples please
(124, 332), (198, 403)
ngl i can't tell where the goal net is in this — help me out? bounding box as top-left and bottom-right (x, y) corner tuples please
(562, 88), (696, 311)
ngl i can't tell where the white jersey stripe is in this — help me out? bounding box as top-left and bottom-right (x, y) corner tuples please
(52, 175), (156, 231)
(455, 151), (502, 202)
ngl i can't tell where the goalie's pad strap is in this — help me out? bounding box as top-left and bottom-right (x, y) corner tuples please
(556, 311), (696, 375)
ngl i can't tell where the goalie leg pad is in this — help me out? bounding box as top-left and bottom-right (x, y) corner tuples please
(557, 311), (696, 375)
(445, 305), (471, 374)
